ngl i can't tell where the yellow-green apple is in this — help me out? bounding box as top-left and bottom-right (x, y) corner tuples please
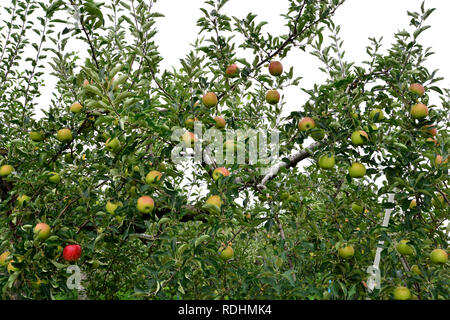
(396, 240), (414, 256)
(219, 244), (234, 260)
(203, 195), (222, 214)
(369, 108), (384, 121)
(146, 170), (162, 184)
(181, 131), (197, 148)
(202, 92), (218, 108)
(410, 265), (422, 276)
(0, 251), (10, 267)
(29, 131), (44, 142)
(225, 64), (239, 78)
(137, 195), (155, 214)
(351, 130), (368, 145)
(310, 128), (325, 141)
(410, 103), (428, 119)
(17, 195), (31, 206)
(48, 172), (61, 184)
(70, 102), (83, 113)
(318, 153), (335, 169)
(409, 199), (417, 209)
(184, 117), (198, 129)
(408, 83), (425, 96)
(0, 164), (13, 177)
(105, 137), (121, 153)
(351, 203), (363, 214)
(393, 287), (411, 300)
(268, 61), (283, 76)
(338, 245), (354, 259)
(212, 167), (230, 180)
(349, 162), (366, 178)
(214, 116), (226, 129)
(33, 222), (51, 241)
(265, 90), (280, 104)
(430, 248), (448, 264)
(56, 128), (73, 142)
(106, 201), (122, 214)
(298, 117), (316, 131)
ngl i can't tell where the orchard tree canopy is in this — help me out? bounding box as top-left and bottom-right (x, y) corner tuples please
(0, 0), (448, 300)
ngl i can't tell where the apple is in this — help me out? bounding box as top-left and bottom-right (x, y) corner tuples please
(105, 137), (121, 153)
(430, 248), (448, 264)
(349, 162), (366, 178)
(268, 61), (283, 76)
(33, 222), (51, 241)
(0, 164), (13, 177)
(48, 172), (61, 184)
(409, 199), (417, 209)
(146, 170), (163, 184)
(351, 203), (363, 214)
(203, 195), (222, 214)
(393, 287), (411, 300)
(213, 116), (226, 129)
(202, 92), (218, 108)
(181, 131), (197, 148)
(219, 245), (234, 260)
(351, 130), (368, 145)
(56, 128), (73, 142)
(396, 240), (414, 256)
(318, 153), (335, 169)
(408, 83), (425, 96)
(426, 137), (439, 146)
(70, 102), (83, 113)
(369, 108), (384, 121)
(137, 195), (154, 214)
(423, 124), (437, 136)
(184, 117), (196, 129)
(212, 167), (230, 180)
(410, 265), (422, 276)
(298, 117), (316, 131)
(62, 244), (82, 262)
(310, 128), (325, 141)
(0, 251), (10, 267)
(29, 131), (44, 142)
(338, 245), (354, 259)
(364, 124), (378, 132)
(225, 64), (239, 78)
(265, 90), (280, 104)
(410, 103), (428, 119)
(106, 201), (122, 214)
(435, 155), (448, 165)
(17, 195), (31, 207)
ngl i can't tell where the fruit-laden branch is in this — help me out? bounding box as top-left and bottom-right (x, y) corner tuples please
(257, 141), (323, 190)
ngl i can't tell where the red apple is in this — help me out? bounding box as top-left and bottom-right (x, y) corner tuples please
(408, 83), (425, 96)
(212, 167), (230, 180)
(137, 195), (154, 214)
(225, 64), (239, 78)
(202, 92), (218, 108)
(62, 244), (82, 262)
(268, 61), (283, 76)
(213, 116), (226, 129)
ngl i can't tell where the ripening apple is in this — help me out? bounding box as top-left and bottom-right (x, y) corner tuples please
(298, 117), (316, 131)
(225, 64), (239, 78)
(351, 130), (369, 145)
(423, 124), (437, 136)
(29, 131), (44, 142)
(393, 287), (411, 300)
(410, 103), (428, 119)
(409, 199), (417, 209)
(62, 244), (82, 262)
(410, 265), (422, 276)
(268, 61), (283, 76)
(430, 248), (448, 264)
(106, 201), (122, 214)
(310, 128), (325, 141)
(137, 195), (154, 214)
(0, 251), (10, 267)
(212, 167), (230, 180)
(105, 137), (121, 153)
(349, 162), (366, 178)
(338, 245), (354, 259)
(408, 83), (425, 96)
(396, 240), (414, 256)
(33, 222), (51, 241)
(181, 131), (197, 148)
(435, 155), (448, 165)
(219, 245), (234, 260)
(318, 153), (335, 169)
(369, 108), (384, 121)
(184, 117), (196, 129)
(426, 137), (439, 146)
(213, 116), (226, 129)
(203, 195), (222, 214)
(70, 102), (83, 113)
(265, 90), (280, 104)
(351, 203), (363, 214)
(202, 92), (218, 108)
(0, 164), (13, 177)
(146, 170), (162, 184)
(48, 172), (61, 184)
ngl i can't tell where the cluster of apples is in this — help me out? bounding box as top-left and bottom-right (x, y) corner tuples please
(265, 61), (283, 105)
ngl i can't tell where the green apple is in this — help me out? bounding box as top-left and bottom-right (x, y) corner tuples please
(225, 64), (240, 78)
(408, 83), (425, 96)
(310, 128), (325, 141)
(318, 153), (335, 169)
(349, 162), (366, 178)
(202, 92), (218, 108)
(17, 195), (31, 207)
(106, 201), (122, 214)
(136, 195), (154, 214)
(56, 128), (73, 142)
(105, 137), (121, 153)
(393, 287), (411, 300)
(33, 222), (51, 241)
(410, 103), (428, 119)
(0, 164), (14, 177)
(351, 130), (368, 145)
(369, 108), (384, 121)
(219, 245), (234, 260)
(145, 170), (162, 184)
(29, 131), (44, 142)
(410, 265), (422, 276)
(184, 117), (195, 129)
(430, 248), (448, 264)
(351, 203), (363, 214)
(268, 61), (283, 76)
(70, 102), (83, 113)
(338, 245), (354, 259)
(279, 191), (290, 201)
(396, 240), (414, 256)
(298, 117), (316, 131)
(212, 167), (230, 180)
(265, 90), (280, 104)
(48, 172), (61, 184)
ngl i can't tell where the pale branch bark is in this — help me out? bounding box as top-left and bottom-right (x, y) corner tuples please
(257, 141), (323, 190)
